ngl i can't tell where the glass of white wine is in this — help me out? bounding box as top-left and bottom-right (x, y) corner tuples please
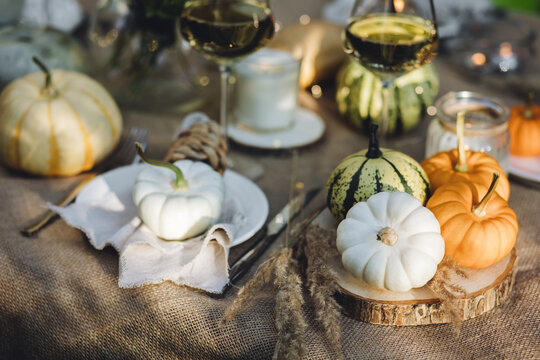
(344, 0), (438, 138)
(180, 0), (275, 174)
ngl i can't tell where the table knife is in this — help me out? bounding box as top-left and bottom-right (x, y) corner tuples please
(218, 186), (321, 297)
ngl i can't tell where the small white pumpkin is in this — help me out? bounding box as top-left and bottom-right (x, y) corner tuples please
(132, 146), (225, 241)
(336, 191), (444, 292)
(0, 57), (121, 176)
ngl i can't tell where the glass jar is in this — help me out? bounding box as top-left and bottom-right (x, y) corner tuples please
(425, 91), (510, 172)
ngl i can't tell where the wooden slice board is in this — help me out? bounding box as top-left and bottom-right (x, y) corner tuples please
(314, 209), (518, 326)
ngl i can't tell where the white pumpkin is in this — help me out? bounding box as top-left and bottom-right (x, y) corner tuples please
(0, 61), (122, 176)
(336, 191), (444, 292)
(133, 158), (225, 241)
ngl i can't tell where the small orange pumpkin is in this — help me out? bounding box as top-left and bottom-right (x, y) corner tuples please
(421, 111), (510, 200)
(421, 149), (510, 200)
(426, 173), (518, 269)
(508, 94), (540, 157)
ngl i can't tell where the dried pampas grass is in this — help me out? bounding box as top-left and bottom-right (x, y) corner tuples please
(301, 226), (344, 359)
(221, 150), (315, 359)
(220, 252), (279, 325)
(221, 248), (307, 359)
(272, 248), (307, 360)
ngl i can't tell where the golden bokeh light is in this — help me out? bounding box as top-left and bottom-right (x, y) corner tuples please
(471, 52), (486, 66)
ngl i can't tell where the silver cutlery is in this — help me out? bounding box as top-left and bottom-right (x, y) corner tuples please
(217, 186), (322, 297)
(21, 127), (149, 237)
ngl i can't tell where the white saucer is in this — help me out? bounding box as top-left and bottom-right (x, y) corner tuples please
(224, 170), (269, 245)
(509, 155), (540, 182)
(76, 163), (269, 247)
(228, 107), (325, 149)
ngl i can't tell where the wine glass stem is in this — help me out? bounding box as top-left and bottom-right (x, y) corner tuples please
(219, 65), (231, 144)
(379, 78), (394, 142)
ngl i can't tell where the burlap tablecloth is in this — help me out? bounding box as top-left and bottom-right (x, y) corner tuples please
(1, 31), (540, 360)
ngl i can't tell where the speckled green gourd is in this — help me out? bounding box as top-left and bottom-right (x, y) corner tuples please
(336, 60), (439, 136)
(326, 125), (430, 221)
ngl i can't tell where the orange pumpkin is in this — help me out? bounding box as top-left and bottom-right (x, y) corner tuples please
(508, 96), (540, 157)
(426, 173), (518, 269)
(422, 110), (509, 200)
(421, 148), (510, 200)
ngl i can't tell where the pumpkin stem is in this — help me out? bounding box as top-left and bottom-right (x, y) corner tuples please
(377, 227), (398, 246)
(523, 92), (534, 119)
(135, 142), (188, 190)
(473, 172), (500, 217)
(454, 111), (469, 172)
(32, 56), (54, 93)
(366, 124), (382, 159)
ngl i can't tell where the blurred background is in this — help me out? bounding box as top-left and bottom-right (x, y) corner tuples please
(0, 0), (538, 113)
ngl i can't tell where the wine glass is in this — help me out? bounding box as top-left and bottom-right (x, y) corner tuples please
(344, 0), (438, 138)
(179, 0), (275, 161)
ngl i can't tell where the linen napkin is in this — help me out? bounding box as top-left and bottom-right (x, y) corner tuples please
(49, 163), (245, 293)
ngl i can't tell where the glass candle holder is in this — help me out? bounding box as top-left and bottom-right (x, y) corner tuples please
(425, 91), (510, 172)
(232, 48), (301, 132)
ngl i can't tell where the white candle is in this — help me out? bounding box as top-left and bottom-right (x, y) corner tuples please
(233, 48), (300, 132)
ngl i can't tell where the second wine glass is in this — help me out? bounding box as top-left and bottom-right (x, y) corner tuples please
(344, 0), (438, 138)
(180, 0), (275, 143)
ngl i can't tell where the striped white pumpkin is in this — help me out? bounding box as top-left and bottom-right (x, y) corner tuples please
(0, 69), (122, 176)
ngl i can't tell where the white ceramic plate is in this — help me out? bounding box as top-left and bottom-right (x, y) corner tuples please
(509, 155), (540, 182)
(228, 107), (325, 149)
(77, 164), (269, 247)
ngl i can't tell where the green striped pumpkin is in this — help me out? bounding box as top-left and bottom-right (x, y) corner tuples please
(326, 125), (430, 221)
(336, 60), (439, 136)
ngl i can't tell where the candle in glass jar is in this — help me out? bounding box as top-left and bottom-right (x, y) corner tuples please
(425, 91), (510, 172)
(233, 48), (301, 132)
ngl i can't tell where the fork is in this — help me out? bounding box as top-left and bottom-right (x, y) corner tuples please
(21, 127), (149, 237)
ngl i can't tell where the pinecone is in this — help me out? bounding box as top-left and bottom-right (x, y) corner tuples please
(165, 121), (227, 174)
